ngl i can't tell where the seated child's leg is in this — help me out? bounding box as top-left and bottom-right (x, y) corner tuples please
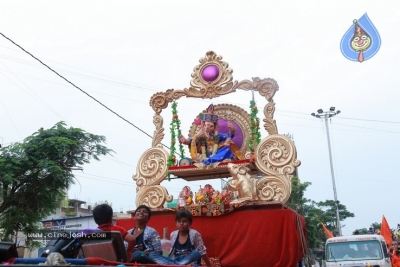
(148, 251), (176, 265)
(176, 250), (201, 265)
(131, 251), (155, 264)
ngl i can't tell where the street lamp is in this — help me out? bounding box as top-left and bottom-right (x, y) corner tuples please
(311, 107), (342, 236)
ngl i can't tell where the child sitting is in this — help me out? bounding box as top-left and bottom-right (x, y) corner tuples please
(92, 204), (135, 261)
(149, 209), (212, 266)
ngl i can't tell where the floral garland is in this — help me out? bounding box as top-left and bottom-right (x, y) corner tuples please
(248, 99), (261, 152)
(199, 132), (219, 160)
(212, 133), (219, 155)
(167, 101), (185, 180)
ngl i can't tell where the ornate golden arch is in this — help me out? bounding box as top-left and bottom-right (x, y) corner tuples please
(133, 51), (300, 208)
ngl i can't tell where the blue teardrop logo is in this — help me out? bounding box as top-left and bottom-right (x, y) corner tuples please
(340, 13), (381, 63)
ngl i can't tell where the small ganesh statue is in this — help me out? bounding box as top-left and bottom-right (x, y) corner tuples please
(203, 184), (215, 201)
(195, 187), (207, 204)
(178, 186), (194, 206)
(221, 189), (232, 205)
(195, 184), (214, 204)
(211, 190), (222, 204)
(179, 104), (244, 165)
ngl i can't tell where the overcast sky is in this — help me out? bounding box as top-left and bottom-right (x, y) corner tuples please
(1, 1), (399, 235)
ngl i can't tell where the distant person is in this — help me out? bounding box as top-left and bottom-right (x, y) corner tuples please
(93, 203), (135, 261)
(392, 249), (400, 267)
(368, 227), (375, 234)
(127, 205), (162, 264)
(333, 231), (339, 237)
(149, 209), (212, 266)
(389, 248), (394, 261)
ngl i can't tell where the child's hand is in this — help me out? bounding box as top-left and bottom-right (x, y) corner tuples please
(179, 135), (188, 144)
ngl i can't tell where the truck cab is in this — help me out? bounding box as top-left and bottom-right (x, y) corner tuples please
(324, 234), (391, 267)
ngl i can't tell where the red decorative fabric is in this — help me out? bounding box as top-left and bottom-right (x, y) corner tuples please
(86, 257), (183, 266)
(168, 159), (252, 171)
(117, 206), (306, 267)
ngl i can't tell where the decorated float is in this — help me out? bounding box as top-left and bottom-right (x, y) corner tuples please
(117, 51), (308, 266)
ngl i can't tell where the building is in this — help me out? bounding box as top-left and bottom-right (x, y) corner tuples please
(31, 199), (129, 257)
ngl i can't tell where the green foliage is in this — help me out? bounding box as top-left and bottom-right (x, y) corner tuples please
(248, 100), (261, 152)
(353, 223), (391, 235)
(316, 200), (355, 231)
(287, 177), (355, 250)
(93, 200), (112, 207)
(65, 210), (77, 217)
(353, 228), (368, 234)
(167, 101), (185, 180)
(370, 222), (381, 230)
(0, 122), (112, 245)
(287, 177), (323, 249)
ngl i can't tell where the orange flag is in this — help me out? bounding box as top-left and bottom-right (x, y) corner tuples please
(321, 222), (334, 238)
(380, 215), (392, 247)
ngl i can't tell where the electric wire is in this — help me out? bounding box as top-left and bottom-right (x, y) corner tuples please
(0, 32), (170, 150)
(0, 97), (21, 138)
(0, 60), (66, 121)
(1, 42), (399, 127)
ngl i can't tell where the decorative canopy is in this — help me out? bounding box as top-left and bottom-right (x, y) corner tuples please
(133, 51), (301, 209)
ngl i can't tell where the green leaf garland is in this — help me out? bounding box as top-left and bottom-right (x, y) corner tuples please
(248, 99), (261, 152)
(167, 101), (186, 180)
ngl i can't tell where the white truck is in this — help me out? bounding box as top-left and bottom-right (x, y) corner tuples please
(324, 234), (391, 267)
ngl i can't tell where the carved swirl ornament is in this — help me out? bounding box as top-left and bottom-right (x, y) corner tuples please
(136, 185), (174, 209)
(255, 135), (301, 178)
(190, 51), (233, 91)
(133, 146), (168, 186)
(152, 114), (164, 147)
(133, 51), (300, 208)
(264, 101), (278, 135)
(149, 52), (279, 115)
(256, 175), (291, 203)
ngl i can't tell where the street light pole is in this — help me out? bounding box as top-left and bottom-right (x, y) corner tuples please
(311, 107), (342, 236)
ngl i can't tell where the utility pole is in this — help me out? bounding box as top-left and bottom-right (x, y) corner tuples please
(311, 107), (342, 236)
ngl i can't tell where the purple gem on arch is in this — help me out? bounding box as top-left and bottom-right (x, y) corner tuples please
(201, 65), (220, 82)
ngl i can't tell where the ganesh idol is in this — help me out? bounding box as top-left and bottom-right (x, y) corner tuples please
(179, 104), (244, 165)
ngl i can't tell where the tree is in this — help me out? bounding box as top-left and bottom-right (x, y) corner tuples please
(353, 223), (383, 235)
(287, 177), (355, 250)
(287, 177), (325, 249)
(0, 122), (112, 245)
(353, 228), (368, 234)
(370, 222), (381, 230)
(93, 200), (112, 207)
(316, 200), (355, 234)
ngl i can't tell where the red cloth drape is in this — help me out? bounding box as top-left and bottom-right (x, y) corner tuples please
(117, 206), (306, 267)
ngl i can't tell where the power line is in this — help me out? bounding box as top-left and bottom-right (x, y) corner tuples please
(336, 116), (400, 124)
(333, 122), (400, 134)
(0, 60), (66, 121)
(2, 32), (398, 151)
(74, 174), (134, 187)
(0, 97), (21, 138)
(2, 41), (399, 128)
(0, 32), (170, 149)
(0, 50), (163, 92)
